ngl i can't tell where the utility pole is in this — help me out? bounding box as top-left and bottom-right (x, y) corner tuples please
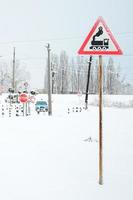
(46, 43), (52, 115)
(12, 47), (15, 92)
(85, 56), (92, 109)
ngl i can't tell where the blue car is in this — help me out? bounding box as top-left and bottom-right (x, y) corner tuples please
(35, 101), (48, 113)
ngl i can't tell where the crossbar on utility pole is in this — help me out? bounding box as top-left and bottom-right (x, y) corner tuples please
(46, 43), (52, 116)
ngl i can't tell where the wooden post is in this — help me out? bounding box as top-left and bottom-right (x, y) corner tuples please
(99, 55), (103, 185)
(46, 43), (52, 116)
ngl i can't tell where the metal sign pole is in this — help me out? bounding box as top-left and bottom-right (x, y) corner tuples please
(99, 55), (103, 185)
(23, 103), (25, 116)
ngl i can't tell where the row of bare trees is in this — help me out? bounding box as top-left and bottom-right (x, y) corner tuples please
(0, 50), (132, 95)
(0, 60), (30, 94)
(44, 50), (133, 94)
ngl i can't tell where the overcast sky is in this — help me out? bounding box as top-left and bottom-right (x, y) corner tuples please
(0, 0), (132, 89)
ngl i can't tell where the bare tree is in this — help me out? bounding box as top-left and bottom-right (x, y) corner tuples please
(60, 51), (68, 94)
(0, 62), (11, 93)
(0, 60), (30, 93)
(13, 60), (30, 92)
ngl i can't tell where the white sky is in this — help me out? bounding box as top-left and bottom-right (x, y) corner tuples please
(0, 0), (132, 89)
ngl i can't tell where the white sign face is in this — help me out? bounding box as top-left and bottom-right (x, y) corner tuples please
(78, 17), (123, 55)
(84, 23), (116, 52)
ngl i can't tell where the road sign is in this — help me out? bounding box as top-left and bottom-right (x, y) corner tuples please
(24, 82), (28, 87)
(29, 96), (36, 103)
(19, 93), (28, 103)
(78, 16), (123, 55)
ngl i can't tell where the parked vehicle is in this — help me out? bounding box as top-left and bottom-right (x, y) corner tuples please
(35, 101), (48, 113)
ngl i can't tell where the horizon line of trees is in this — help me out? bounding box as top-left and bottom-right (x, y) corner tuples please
(44, 50), (133, 95)
(0, 50), (133, 95)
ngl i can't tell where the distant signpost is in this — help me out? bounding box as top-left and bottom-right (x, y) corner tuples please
(78, 16), (123, 185)
(19, 93), (29, 116)
(24, 82), (28, 88)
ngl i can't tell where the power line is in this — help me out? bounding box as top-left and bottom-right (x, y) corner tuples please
(0, 31), (133, 45)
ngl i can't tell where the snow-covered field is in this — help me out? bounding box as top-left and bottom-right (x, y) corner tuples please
(0, 94), (133, 200)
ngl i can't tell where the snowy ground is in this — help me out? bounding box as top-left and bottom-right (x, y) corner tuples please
(0, 94), (133, 200)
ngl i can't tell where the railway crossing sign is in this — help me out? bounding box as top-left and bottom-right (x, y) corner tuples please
(78, 17), (123, 185)
(78, 16), (123, 55)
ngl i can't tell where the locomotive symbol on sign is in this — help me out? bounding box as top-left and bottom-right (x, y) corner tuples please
(90, 26), (109, 50)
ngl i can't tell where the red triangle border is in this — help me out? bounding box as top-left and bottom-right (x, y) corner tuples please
(78, 17), (123, 55)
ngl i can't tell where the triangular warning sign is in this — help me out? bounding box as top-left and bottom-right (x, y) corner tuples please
(78, 16), (123, 55)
